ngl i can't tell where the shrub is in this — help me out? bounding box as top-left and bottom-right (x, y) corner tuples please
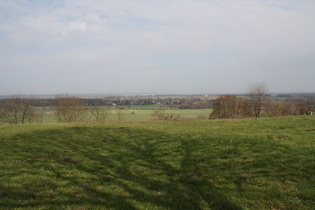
(152, 108), (180, 121)
(0, 95), (36, 124)
(55, 94), (87, 123)
(90, 101), (110, 123)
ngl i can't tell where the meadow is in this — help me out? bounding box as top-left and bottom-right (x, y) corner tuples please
(0, 116), (315, 209)
(42, 105), (213, 123)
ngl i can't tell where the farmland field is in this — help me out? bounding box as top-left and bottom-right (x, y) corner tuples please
(0, 116), (315, 209)
(42, 106), (213, 122)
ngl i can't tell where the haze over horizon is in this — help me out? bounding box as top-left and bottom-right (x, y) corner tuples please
(1, 0), (315, 95)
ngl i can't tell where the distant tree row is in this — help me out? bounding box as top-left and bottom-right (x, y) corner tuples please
(19, 96), (215, 108)
(1, 83), (314, 124)
(0, 94), (113, 124)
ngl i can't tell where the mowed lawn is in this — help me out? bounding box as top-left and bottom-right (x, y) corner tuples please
(0, 116), (315, 209)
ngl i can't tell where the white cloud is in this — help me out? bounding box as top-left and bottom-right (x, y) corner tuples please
(3, 0), (315, 53)
(1, 0), (315, 94)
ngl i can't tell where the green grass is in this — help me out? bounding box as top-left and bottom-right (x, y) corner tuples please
(128, 105), (161, 110)
(1, 116), (315, 209)
(42, 107), (212, 123)
(115, 109), (212, 121)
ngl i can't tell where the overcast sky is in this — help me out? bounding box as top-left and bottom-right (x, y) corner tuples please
(1, 0), (315, 95)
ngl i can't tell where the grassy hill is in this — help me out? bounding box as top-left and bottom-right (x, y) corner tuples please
(1, 116), (315, 209)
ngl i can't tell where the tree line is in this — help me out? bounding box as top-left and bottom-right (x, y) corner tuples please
(210, 82), (315, 119)
(0, 94), (114, 124)
(1, 82), (314, 124)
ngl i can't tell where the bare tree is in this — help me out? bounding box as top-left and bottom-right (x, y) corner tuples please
(33, 107), (46, 123)
(0, 95), (35, 124)
(247, 82), (269, 118)
(152, 107), (166, 120)
(115, 106), (126, 122)
(290, 97), (315, 115)
(265, 101), (288, 117)
(90, 101), (110, 122)
(55, 94), (87, 123)
(151, 107), (180, 121)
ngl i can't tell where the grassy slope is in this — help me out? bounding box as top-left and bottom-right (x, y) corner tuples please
(0, 116), (315, 209)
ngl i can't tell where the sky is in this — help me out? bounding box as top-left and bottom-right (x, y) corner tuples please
(1, 0), (315, 95)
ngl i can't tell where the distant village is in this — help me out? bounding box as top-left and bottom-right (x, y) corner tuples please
(31, 94), (219, 109)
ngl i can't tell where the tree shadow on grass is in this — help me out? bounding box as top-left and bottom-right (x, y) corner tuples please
(1, 125), (243, 209)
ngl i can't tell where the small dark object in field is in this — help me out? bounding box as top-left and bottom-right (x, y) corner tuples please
(64, 157), (72, 162)
(305, 129), (315, 132)
(64, 157), (80, 163)
(276, 135), (289, 140)
(103, 139), (113, 143)
(73, 189), (84, 197)
(267, 135), (289, 140)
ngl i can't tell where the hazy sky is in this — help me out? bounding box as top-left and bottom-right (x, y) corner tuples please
(1, 0), (315, 95)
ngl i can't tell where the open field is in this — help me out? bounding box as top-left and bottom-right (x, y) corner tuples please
(42, 106), (213, 123)
(115, 109), (212, 121)
(1, 116), (315, 209)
